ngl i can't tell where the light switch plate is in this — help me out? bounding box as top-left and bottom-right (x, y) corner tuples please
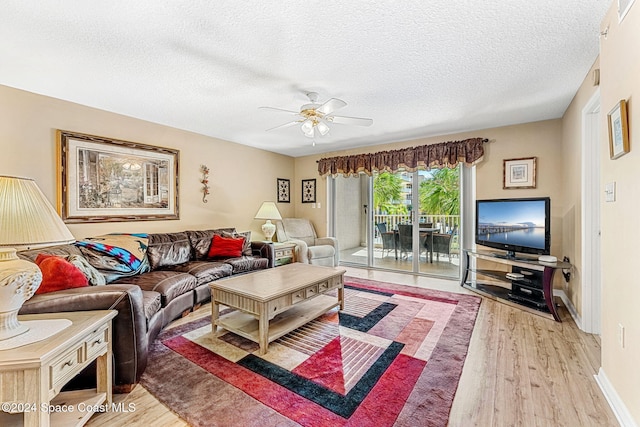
(605, 182), (616, 202)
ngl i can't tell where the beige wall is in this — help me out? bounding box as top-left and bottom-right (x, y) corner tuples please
(0, 85), (295, 240)
(599, 1), (640, 423)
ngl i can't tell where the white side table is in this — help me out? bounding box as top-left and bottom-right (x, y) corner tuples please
(0, 310), (117, 427)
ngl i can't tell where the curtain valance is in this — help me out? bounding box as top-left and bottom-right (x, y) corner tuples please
(317, 137), (486, 177)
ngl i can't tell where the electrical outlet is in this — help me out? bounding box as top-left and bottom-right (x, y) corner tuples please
(317, 202), (321, 209)
(311, 203), (316, 208)
(618, 323), (625, 348)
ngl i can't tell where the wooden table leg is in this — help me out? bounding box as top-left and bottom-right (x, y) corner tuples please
(211, 300), (220, 334)
(258, 307), (269, 355)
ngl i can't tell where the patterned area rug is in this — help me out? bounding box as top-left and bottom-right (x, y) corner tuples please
(140, 278), (481, 427)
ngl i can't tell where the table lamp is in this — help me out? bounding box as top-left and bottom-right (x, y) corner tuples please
(0, 175), (76, 340)
(254, 201), (282, 242)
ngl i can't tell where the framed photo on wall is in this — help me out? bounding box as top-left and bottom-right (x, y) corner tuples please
(607, 100), (630, 160)
(302, 178), (316, 203)
(503, 157), (536, 189)
(57, 130), (180, 223)
(277, 178), (290, 203)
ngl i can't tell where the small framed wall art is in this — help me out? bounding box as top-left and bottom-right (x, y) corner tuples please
(302, 178), (316, 203)
(607, 99), (630, 160)
(503, 157), (537, 189)
(277, 178), (290, 203)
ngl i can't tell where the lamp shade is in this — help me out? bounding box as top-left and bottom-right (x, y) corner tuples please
(0, 175), (75, 250)
(254, 201), (282, 220)
(0, 176), (76, 341)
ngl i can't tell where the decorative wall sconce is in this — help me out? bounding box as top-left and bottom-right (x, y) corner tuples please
(200, 164), (210, 203)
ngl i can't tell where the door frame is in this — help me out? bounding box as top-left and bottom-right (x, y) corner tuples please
(581, 89), (601, 334)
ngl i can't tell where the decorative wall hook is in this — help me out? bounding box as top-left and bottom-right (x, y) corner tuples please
(200, 164), (210, 203)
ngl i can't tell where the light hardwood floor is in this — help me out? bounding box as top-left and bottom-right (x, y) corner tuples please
(86, 267), (619, 427)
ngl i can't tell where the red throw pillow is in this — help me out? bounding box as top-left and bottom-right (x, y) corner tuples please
(208, 234), (245, 258)
(34, 254), (89, 294)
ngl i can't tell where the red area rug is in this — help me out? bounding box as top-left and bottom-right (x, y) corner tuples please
(140, 277), (481, 426)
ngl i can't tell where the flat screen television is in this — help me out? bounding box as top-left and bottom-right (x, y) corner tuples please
(475, 197), (550, 258)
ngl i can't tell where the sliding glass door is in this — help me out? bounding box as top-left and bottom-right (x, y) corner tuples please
(332, 167), (462, 279)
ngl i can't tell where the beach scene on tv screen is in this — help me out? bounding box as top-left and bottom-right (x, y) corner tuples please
(477, 200), (546, 249)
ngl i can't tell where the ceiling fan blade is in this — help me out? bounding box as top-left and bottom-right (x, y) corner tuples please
(259, 106), (300, 114)
(328, 115), (373, 126)
(265, 121), (300, 132)
(316, 98), (347, 115)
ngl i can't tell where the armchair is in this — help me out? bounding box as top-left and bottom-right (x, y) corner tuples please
(275, 218), (339, 267)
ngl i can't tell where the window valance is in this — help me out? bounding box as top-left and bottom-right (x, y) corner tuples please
(317, 137), (486, 177)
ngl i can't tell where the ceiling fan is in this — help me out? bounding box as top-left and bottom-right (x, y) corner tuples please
(260, 92), (373, 138)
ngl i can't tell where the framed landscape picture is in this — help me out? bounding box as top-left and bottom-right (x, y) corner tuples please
(277, 178), (290, 203)
(503, 157), (536, 189)
(57, 130), (180, 223)
(302, 178), (316, 203)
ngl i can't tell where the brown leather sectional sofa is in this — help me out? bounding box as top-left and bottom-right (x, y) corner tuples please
(18, 228), (274, 392)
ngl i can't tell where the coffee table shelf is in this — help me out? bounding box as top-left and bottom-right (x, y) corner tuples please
(216, 294), (340, 345)
(210, 263), (345, 355)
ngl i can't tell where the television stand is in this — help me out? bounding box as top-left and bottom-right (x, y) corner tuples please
(461, 249), (571, 321)
(490, 252), (538, 262)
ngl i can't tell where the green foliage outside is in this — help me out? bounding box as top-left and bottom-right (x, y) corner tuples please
(373, 168), (460, 216)
(373, 172), (407, 214)
(419, 167), (460, 215)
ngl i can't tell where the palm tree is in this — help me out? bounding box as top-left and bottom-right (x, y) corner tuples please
(373, 172), (406, 214)
(419, 167), (460, 215)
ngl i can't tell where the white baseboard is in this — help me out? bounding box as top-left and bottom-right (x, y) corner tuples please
(595, 368), (638, 427)
(554, 289), (582, 329)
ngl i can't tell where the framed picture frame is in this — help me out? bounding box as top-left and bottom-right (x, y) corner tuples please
(277, 178), (290, 203)
(503, 157), (536, 189)
(607, 100), (630, 160)
(57, 130), (180, 223)
(302, 178), (316, 203)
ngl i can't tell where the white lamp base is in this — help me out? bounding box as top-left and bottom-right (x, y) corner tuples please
(262, 220), (276, 242)
(0, 248), (42, 341)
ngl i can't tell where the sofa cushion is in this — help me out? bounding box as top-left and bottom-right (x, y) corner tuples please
(111, 270), (197, 307)
(208, 234), (245, 258)
(147, 232), (192, 270)
(186, 228), (236, 260)
(34, 254), (89, 294)
(224, 256), (269, 274)
(142, 290), (162, 325)
(164, 261), (233, 286)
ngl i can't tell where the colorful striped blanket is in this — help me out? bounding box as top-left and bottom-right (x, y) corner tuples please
(76, 233), (148, 271)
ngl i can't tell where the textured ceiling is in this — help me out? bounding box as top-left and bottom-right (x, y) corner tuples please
(0, 1), (609, 157)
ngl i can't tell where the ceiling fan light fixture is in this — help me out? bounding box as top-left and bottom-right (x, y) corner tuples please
(317, 121), (330, 136)
(301, 119), (314, 135)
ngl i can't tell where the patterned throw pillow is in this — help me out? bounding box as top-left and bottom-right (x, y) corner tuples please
(34, 254), (89, 294)
(66, 254), (106, 286)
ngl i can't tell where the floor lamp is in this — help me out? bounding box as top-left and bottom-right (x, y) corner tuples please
(0, 175), (76, 341)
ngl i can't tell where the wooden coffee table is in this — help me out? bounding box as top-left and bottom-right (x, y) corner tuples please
(209, 263), (346, 355)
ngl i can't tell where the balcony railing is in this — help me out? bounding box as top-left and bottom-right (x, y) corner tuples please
(373, 213), (461, 251)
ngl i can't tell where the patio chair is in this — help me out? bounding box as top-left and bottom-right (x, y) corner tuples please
(397, 224), (429, 261)
(376, 222), (396, 258)
(432, 233), (453, 262)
